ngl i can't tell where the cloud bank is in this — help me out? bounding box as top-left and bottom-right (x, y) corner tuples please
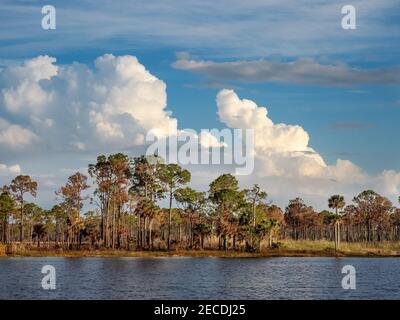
(2, 0), (399, 61)
(173, 54), (400, 85)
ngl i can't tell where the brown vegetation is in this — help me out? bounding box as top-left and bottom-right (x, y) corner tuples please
(1, 153), (400, 257)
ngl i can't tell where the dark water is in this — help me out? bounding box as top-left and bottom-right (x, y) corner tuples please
(0, 257), (399, 299)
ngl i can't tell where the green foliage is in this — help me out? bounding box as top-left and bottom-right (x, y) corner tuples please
(0, 192), (14, 220)
(328, 194), (346, 214)
(175, 187), (205, 211)
(158, 163), (191, 191)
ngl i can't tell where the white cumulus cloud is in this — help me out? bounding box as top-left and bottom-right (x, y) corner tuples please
(0, 54), (178, 152)
(215, 89), (400, 209)
(216, 89), (366, 181)
(0, 163), (21, 176)
(0, 118), (38, 149)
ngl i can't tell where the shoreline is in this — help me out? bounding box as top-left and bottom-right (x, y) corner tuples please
(2, 240), (400, 258)
(2, 249), (400, 258)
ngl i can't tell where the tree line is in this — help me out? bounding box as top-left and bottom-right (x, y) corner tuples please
(1, 153), (400, 252)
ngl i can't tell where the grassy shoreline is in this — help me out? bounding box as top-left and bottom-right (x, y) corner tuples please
(2, 241), (400, 258)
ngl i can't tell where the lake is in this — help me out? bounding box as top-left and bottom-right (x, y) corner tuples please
(0, 257), (399, 299)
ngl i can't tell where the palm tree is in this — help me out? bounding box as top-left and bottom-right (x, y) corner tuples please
(32, 223), (47, 248)
(328, 195), (345, 251)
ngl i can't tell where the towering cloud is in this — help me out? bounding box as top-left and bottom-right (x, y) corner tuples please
(214, 89), (400, 207)
(0, 54), (177, 152)
(216, 89), (366, 182)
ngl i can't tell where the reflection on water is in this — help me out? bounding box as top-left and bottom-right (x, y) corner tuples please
(0, 257), (399, 299)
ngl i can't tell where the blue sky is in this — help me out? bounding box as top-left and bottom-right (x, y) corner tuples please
(0, 0), (399, 210)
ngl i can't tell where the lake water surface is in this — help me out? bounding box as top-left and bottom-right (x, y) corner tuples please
(0, 257), (399, 299)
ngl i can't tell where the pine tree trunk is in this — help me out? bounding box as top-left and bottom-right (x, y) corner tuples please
(168, 191), (173, 251)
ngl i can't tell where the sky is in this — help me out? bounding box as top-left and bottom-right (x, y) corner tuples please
(0, 0), (399, 211)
